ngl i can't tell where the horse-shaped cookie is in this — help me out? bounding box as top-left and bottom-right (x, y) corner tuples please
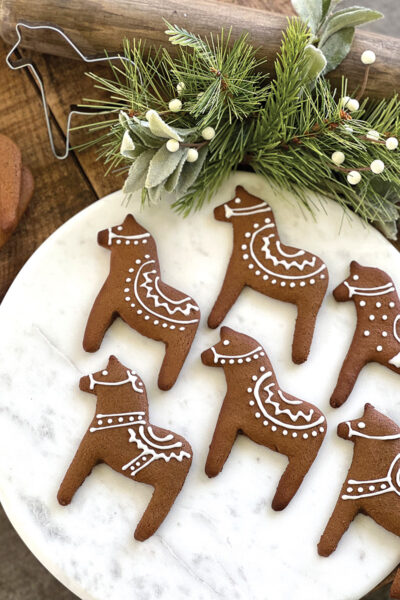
(201, 327), (327, 510)
(208, 186), (329, 364)
(318, 403), (400, 599)
(58, 356), (192, 541)
(83, 214), (200, 390)
(330, 261), (400, 408)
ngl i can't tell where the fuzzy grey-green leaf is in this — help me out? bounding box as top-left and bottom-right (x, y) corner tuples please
(145, 144), (185, 188)
(146, 110), (183, 141)
(319, 7), (383, 46)
(291, 0), (323, 34)
(164, 150), (189, 192)
(123, 149), (155, 194)
(320, 26), (354, 73)
(302, 44), (327, 82)
(175, 146), (208, 197)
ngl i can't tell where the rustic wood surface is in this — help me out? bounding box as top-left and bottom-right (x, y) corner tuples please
(0, 0), (397, 599)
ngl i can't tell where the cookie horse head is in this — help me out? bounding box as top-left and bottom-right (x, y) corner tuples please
(83, 214), (200, 390)
(330, 261), (400, 408)
(202, 326), (326, 511)
(58, 356), (192, 541)
(318, 403), (400, 599)
(208, 186), (329, 365)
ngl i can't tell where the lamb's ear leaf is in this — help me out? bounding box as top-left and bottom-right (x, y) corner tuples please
(145, 144), (185, 188)
(123, 149), (156, 194)
(129, 123), (163, 148)
(302, 44), (327, 83)
(320, 27), (354, 73)
(164, 150), (189, 193)
(175, 146), (208, 197)
(321, 0), (332, 20)
(291, 0), (323, 34)
(146, 110), (183, 141)
(147, 183), (164, 204)
(319, 7), (383, 46)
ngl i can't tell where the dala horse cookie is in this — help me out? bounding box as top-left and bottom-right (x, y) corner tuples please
(208, 186), (329, 364)
(58, 356), (192, 541)
(330, 261), (400, 408)
(318, 404), (400, 599)
(201, 327), (327, 510)
(83, 214), (200, 390)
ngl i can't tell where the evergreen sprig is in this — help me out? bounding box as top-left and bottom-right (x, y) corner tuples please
(77, 17), (400, 237)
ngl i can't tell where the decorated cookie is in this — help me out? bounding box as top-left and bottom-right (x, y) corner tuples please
(318, 403), (400, 599)
(330, 261), (400, 408)
(208, 186), (329, 364)
(201, 327), (327, 510)
(58, 356), (192, 541)
(83, 214), (200, 390)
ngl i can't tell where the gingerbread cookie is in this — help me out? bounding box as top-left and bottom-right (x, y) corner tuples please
(58, 356), (192, 541)
(83, 214), (200, 390)
(318, 403), (400, 599)
(208, 186), (329, 364)
(201, 326), (327, 510)
(330, 261), (400, 408)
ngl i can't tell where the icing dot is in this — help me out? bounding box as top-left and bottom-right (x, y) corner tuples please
(358, 422), (366, 429)
(243, 254), (249, 260)
(376, 345), (383, 352)
(107, 418), (113, 424)
(255, 412), (261, 419)
(248, 264), (254, 270)
(179, 327), (185, 331)
(271, 426), (277, 432)
(118, 417), (124, 423)
(145, 254), (150, 259)
(254, 354), (259, 359)
(319, 427), (324, 433)
(137, 309), (143, 315)
(283, 430), (288, 436)
(136, 462), (141, 467)
(320, 274), (326, 279)
(170, 325), (175, 330)
(117, 226), (123, 231)
(271, 279), (277, 285)
(260, 352), (265, 356)
(364, 330), (370, 337)
(310, 279), (315, 285)
(125, 240), (130, 245)
(382, 314), (388, 320)
(162, 323), (168, 328)
(223, 340), (230, 346)
(126, 277), (131, 283)
(102, 370), (108, 375)
(249, 400), (255, 406)
(135, 259), (142, 265)
(245, 232), (251, 238)
(154, 320), (159, 325)
(252, 375), (257, 381)
(255, 270), (261, 276)
(382, 331), (388, 337)
(143, 239), (148, 244)
(280, 282), (286, 287)
(238, 359), (243, 364)
(142, 456), (147, 461)
(116, 239), (122, 245)
(246, 357), (251, 362)
(247, 387), (253, 393)
(312, 431), (317, 437)
(369, 485), (375, 491)
(360, 301), (366, 307)
(129, 417), (134, 422)
(265, 218), (271, 224)
(229, 359), (235, 364)
(124, 287), (130, 292)
(263, 420), (268, 426)
(98, 420), (103, 425)
(381, 483), (387, 489)
(260, 366), (266, 372)
(144, 315), (150, 320)
(292, 432), (297, 438)
(300, 282), (306, 287)
(263, 275), (269, 281)
(234, 197), (241, 204)
(357, 487), (363, 493)
(134, 240), (139, 245)
(129, 268), (134, 273)
(125, 296), (131, 301)
(347, 487), (353, 493)
(369, 315), (375, 321)
(376, 302), (382, 308)
(241, 244), (247, 250)
(253, 223), (259, 229)
(290, 282), (296, 288)
(220, 359), (226, 364)
(130, 303), (135, 308)
(303, 433), (308, 439)
(352, 275), (359, 281)
(389, 301), (395, 308)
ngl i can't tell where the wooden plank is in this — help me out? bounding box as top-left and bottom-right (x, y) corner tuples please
(0, 38), (97, 300)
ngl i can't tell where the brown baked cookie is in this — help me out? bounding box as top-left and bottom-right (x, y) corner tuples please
(331, 261), (400, 408)
(58, 356), (192, 541)
(208, 186), (329, 364)
(0, 165), (34, 249)
(83, 214), (200, 390)
(0, 133), (23, 232)
(318, 403), (400, 599)
(201, 326), (327, 510)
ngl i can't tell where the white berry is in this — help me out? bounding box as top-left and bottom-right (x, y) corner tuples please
(343, 125), (353, 134)
(386, 137), (399, 150)
(176, 82), (185, 95)
(366, 130), (380, 141)
(347, 171), (361, 185)
(331, 151), (345, 165)
(169, 98), (182, 112)
(201, 126), (216, 140)
(361, 50), (376, 65)
(340, 96), (351, 108)
(186, 148), (199, 162)
(370, 159), (385, 174)
(346, 98), (360, 112)
(166, 138), (180, 152)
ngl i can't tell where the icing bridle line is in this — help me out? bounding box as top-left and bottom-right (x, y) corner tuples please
(108, 229), (150, 245)
(89, 370), (144, 393)
(346, 421), (400, 441)
(211, 345), (263, 364)
(344, 281), (395, 298)
(224, 202), (272, 218)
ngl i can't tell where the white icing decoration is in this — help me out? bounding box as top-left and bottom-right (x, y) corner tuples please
(342, 454), (400, 500)
(344, 281), (395, 298)
(211, 345), (263, 364)
(389, 351), (400, 367)
(108, 229), (150, 246)
(224, 202), (271, 218)
(346, 421), (400, 441)
(393, 314), (400, 343)
(261, 236), (316, 272)
(89, 370), (143, 392)
(90, 411), (146, 433)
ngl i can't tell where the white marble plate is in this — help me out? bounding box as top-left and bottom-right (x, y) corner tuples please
(0, 172), (400, 600)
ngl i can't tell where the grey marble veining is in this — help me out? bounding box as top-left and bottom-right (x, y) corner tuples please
(0, 172), (399, 600)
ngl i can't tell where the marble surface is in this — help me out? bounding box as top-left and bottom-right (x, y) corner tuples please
(0, 172), (400, 600)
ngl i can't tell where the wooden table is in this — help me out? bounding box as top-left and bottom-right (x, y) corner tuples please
(0, 0), (397, 598)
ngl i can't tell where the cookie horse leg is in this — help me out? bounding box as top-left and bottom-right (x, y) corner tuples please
(390, 567), (400, 599)
(330, 340), (367, 408)
(58, 435), (98, 505)
(208, 260), (244, 329)
(271, 446), (321, 511)
(134, 460), (191, 541)
(83, 283), (117, 352)
(158, 328), (197, 391)
(292, 293), (324, 365)
(318, 499), (359, 557)
(205, 404), (238, 477)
